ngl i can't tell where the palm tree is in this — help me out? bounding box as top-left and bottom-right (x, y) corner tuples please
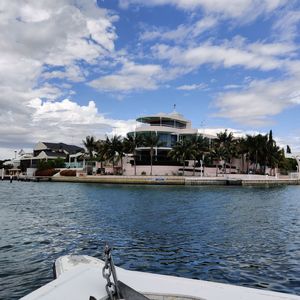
(226, 141), (239, 173)
(123, 134), (143, 175)
(235, 138), (248, 173)
(216, 130), (233, 147)
(95, 139), (107, 170)
(210, 146), (227, 176)
(265, 130), (283, 175)
(190, 135), (209, 176)
(143, 133), (163, 176)
(83, 136), (96, 160)
(216, 130), (233, 173)
(168, 139), (197, 176)
(105, 135), (124, 174)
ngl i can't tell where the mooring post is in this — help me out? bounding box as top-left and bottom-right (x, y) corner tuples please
(1, 168), (4, 181)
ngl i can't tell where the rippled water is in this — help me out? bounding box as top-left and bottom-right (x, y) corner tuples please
(0, 181), (300, 299)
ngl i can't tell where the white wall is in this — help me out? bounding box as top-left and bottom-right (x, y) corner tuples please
(26, 168), (37, 176)
(124, 164), (180, 176)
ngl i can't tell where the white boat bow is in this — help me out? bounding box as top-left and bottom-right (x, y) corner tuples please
(21, 255), (300, 300)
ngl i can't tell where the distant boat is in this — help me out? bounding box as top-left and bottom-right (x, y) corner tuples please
(21, 254), (300, 300)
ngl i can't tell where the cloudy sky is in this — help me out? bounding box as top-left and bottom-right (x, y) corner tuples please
(1, 0), (300, 159)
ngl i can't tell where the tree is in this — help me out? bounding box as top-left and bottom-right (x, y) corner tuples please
(243, 131), (284, 175)
(190, 135), (209, 176)
(265, 130), (283, 175)
(168, 139), (197, 176)
(105, 135), (124, 174)
(235, 138), (248, 173)
(123, 134), (143, 176)
(216, 130), (233, 174)
(245, 134), (267, 173)
(83, 136), (96, 160)
(143, 133), (163, 176)
(226, 141), (239, 173)
(216, 129), (233, 147)
(210, 146), (227, 176)
(95, 139), (107, 170)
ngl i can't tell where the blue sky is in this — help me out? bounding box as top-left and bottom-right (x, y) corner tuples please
(1, 0), (300, 159)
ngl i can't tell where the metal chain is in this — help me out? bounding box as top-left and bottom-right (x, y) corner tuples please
(102, 243), (121, 300)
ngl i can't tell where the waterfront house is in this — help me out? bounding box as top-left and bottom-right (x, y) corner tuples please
(20, 142), (84, 172)
(123, 112), (240, 176)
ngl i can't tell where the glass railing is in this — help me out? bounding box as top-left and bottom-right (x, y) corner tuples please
(137, 123), (186, 129)
(65, 162), (84, 168)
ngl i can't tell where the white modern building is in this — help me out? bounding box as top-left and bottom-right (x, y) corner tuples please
(123, 112), (218, 176)
(128, 111), (213, 164)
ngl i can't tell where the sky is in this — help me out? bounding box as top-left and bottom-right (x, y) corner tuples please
(1, 0), (300, 159)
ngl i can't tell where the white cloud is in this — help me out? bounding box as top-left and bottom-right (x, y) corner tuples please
(0, 0), (120, 156)
(215, 78), (300, 126)
(42, 65), (87, 82)
(224, 84), (243, 90)
(0, 97), (137, 159)
(177, 83), (207, 90)
(198, 127), (260, 138)
(140, 17), (217, 42)
(248, 42), (297, 57)
(88, 61), (163, 92)
(152, 41), (288, 72)
(273, 10), (300, 42)
(120, 0), (286, 20)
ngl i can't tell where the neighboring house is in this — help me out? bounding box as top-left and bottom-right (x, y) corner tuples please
(20, 142), (84, 171)
(33, 142), (84, 158)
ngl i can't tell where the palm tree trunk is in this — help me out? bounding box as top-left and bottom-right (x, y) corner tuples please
(121, 156), (123, 175)
(133, 151), (137, 176)
(150, 148), (153, 176)
(255, 150), (258, 173)
(241, 154), (244, 173)
(193, 160), (196, 176)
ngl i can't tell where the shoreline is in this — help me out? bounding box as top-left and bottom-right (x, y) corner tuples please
(2, 174), (299, 186)
(51, 175), (300, 186)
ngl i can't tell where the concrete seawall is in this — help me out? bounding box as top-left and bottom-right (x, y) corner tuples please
(51, 175), (300, 186)
(52, 175), (185, 185)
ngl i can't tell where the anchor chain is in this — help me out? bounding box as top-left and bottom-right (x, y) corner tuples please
(102, 244), (121, 300)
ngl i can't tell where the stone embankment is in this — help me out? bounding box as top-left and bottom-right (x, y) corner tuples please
(52, 174), (300, 186)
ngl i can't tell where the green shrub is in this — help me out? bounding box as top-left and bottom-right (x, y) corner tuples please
(60, 169), (76, 176)
(37, 158), (66, 170)
(35, 169), (59, 176)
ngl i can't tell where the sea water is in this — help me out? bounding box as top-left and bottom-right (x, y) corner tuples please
(0, 181), (299, 299)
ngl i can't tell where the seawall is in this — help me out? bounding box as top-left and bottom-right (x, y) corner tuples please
(51, 175), (300, 186)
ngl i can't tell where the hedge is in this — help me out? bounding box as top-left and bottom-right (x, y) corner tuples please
(60, 169), (77, 177)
